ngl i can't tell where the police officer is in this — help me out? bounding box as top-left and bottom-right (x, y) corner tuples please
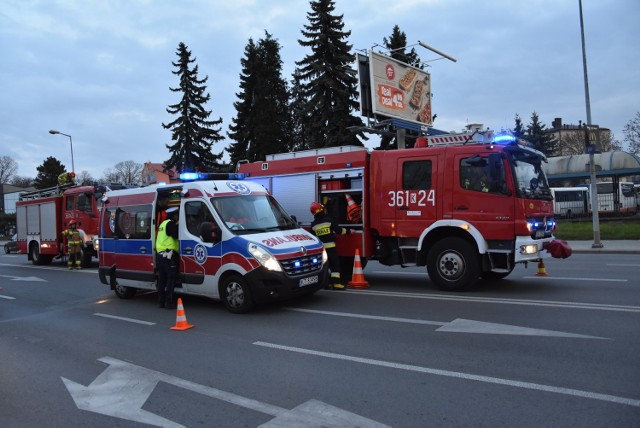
(62, 220), (82, 270)
(310, 202), (351, 290)
(156, 206), (179, 308)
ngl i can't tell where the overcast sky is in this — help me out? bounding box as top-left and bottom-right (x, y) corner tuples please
(2, 0), (638, 180)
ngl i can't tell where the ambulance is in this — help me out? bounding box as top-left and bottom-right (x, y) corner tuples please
(98, 174), (328, 313)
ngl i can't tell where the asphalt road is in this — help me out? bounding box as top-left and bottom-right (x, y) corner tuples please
(1, 252), (639, 427)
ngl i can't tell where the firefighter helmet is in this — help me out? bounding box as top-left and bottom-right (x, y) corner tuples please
(310, 202), (324, 215)
(69, 220), (76, 226)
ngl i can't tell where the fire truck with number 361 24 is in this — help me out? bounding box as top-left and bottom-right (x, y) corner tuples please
(238, 127), (558, 291)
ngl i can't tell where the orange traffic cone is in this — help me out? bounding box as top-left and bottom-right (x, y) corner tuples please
(345, 193), (362, 223)
(170, 298), (194, 330)
(535, 260), (549, 276)
(348, 249), (369, 289)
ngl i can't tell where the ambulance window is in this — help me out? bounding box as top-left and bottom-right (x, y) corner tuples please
(66, 196), (75, 211)
(185, 201), (213, 236)
(403, 160), (432, 190)
(114, 205), (152, 239)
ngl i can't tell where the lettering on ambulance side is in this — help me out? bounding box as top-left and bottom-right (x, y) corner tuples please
(387, 190), (436, 208)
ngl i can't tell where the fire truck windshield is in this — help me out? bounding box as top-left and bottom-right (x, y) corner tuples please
(509, 152), (552, 200)
(211, 195), (298, 233)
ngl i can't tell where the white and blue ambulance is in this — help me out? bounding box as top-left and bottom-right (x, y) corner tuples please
(98, 174), (328, 313)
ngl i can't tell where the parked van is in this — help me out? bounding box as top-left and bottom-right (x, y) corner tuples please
(98, 176), (328, 313)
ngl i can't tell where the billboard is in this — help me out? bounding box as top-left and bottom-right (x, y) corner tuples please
(368, 51), (432, 127)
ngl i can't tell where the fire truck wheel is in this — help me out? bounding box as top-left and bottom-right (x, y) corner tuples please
(427, 237), (479, 291)
(220, 274), (255, 314)
(30, 243), (53, 265)
(80, 248), (92, 268)
(114, 283), (136, 299)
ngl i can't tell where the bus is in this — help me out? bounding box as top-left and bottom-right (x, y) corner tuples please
(577, 182), (638, 216)
(550, 187), (589, 218)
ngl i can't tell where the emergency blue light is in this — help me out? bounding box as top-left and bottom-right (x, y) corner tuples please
(492, 131), (517, 144)
(180, 172), (201, 181)
(294, 260), (301, 268)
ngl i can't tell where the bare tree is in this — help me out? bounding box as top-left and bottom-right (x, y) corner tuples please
(623, 112), (640, 155)
(9, 176), (34, 188)
(114, 160), (143, 185)
(76, 170), (95, 186)
(0, 156), (18, 184)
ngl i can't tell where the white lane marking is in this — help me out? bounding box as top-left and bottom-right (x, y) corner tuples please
(285, 308), (606, 339)
(94, 313), (155, 325)
(0, 294), (16, 300)
(254, 341), (640, 408)
(338, 290), (640, 313)
(523, 276), (627, 282)
(286, 308), (445, 325)
(63, 356), (388, 427)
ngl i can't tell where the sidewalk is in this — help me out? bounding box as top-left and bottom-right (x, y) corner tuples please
(566, 240), (640, 254)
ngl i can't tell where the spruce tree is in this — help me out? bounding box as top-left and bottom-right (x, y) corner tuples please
(162, 42), (224, 174)
(379, 25), (423, 150)
(34, 156), (66, 189)
(228, 32), (292, 166)
(513, 113), (526, 139)
(295, 0), (365, 149)
(525, 112), (558, 157)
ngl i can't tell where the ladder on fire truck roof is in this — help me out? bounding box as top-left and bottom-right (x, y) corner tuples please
(18, 183), (75, 200)
(264, 145), (368, 161)
(423, 128), (495, 146)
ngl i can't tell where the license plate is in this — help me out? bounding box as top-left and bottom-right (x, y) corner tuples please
(299, 275), (318, 287)
(535, 230), (545, 238)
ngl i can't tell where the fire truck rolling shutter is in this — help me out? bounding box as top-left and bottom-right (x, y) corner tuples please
(270, 174), (317, 225)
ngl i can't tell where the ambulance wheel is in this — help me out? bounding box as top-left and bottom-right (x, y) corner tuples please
(221, 274), (254, 314)
(114, 284), (136, 299)
(427, 237), (479, 291)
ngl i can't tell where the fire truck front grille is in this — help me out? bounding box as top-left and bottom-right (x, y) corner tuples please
(280, 254), (323, 276)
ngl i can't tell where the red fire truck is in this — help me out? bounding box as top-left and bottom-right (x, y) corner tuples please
(238, 128), (557, 291)
(16, 183), (107, 267)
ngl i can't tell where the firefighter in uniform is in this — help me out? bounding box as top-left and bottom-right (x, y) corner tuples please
(156, 206), (179, 309)
(310, 202), (351, 290)
(62, 220), (82, 270)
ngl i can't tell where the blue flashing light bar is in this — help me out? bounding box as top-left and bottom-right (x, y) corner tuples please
(180, 172), (246, 181)
(492, 131), (518, 144)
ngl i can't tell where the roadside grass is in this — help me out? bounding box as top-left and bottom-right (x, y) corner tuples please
(554, 216), (640, 240)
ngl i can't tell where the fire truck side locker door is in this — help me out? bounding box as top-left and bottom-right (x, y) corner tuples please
(269, 173), (317, 226)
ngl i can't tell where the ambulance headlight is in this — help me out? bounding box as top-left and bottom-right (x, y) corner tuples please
(322, 248), (328, 264)
(248, 243), (282, 272)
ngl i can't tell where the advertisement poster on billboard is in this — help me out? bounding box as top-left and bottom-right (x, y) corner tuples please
(369, 51), (432, 127)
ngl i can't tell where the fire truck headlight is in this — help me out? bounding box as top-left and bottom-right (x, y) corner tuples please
(520, 244), (539, 255)
(248, 243), (282, 272)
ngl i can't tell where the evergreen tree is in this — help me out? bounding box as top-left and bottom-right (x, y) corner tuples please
(34, 156), (66, 189)
(513, 113), (525, 139)
(162, 42), (224, 174)
(295, 0), (365, 149)
(228, 32), (292, 166)
(525, 112), (558, 157)
(289, 69), (311, 151)
(378, 25), (422, 150)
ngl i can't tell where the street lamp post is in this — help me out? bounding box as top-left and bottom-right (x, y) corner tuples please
(49, 130), (74, 173)
(578, 0), (603, 249)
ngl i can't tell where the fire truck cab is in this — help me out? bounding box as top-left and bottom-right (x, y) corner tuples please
(238, 129), (557, 291)
(98, 176), (327, 313)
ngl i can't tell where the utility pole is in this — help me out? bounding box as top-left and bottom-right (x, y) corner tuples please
(579, 0), (603, 248)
